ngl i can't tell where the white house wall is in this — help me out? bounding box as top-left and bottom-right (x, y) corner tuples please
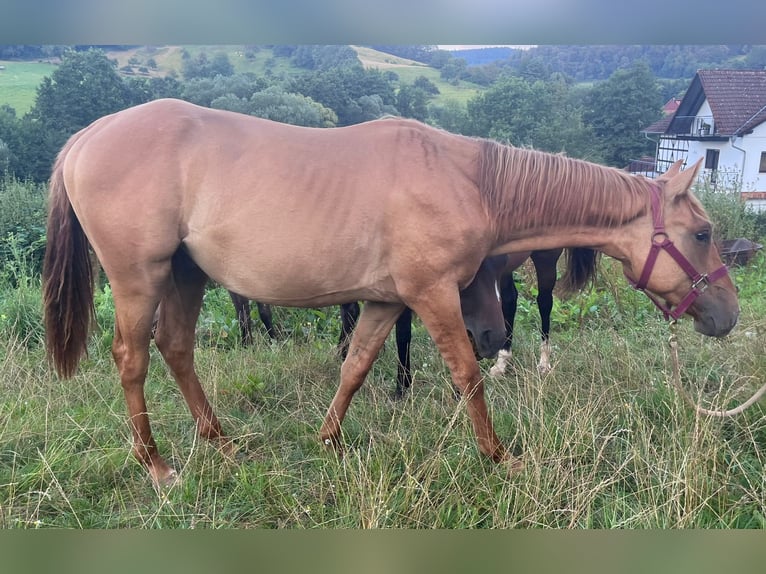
(680, 98), (766, 193)
(736, 121), (766, 192)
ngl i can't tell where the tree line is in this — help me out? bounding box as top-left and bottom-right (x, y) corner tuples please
(0, 45), (674, 186)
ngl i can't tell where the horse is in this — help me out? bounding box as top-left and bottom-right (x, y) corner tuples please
(42, 99), (739, 487)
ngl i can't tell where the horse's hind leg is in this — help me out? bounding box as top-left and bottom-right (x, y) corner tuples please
(320, 301), (404, 450)
(154, 252), (227, 451)
(110, 279), (173, 486)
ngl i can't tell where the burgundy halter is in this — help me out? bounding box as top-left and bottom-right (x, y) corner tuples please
(626, 183), (729, 321)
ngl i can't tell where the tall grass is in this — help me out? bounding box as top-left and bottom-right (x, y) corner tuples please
(0, 254), (764, 528)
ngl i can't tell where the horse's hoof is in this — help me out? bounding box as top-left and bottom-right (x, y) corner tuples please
(322, 436), (344, 459)
(151, 467), (179, 491)
(504, 455), (525, 476)
(218, 437), (240, 458)
(489, 365), (506, 377)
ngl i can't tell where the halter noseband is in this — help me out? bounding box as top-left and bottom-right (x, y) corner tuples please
(626, 183), (729, 321)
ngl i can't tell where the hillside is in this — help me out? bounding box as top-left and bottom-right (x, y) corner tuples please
(350, 45), (483, 105)
(0, 45), (485, 114)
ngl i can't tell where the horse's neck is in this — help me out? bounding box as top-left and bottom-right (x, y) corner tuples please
(488, 181), (648, 257)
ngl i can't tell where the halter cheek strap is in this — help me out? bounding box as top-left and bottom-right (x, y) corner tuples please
(626, 184), (729, 321)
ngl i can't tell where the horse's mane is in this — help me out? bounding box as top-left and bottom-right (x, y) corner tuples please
(477, 139), (651, 238)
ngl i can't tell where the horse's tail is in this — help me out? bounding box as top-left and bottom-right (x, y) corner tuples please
(559, 247), (599, 295)
(42, 144), (94, 378)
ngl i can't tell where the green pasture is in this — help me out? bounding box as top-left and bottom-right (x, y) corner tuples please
(0, 61), (56, 115)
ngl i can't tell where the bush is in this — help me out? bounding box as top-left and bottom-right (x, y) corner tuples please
(693, 180), (760, 243)
(0, 175), (47, 281)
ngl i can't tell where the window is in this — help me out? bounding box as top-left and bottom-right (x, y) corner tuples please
(705, 149), (720, 170)
(759, 151), (766, 173)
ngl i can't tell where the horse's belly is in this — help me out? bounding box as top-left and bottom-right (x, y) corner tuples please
(183, 234), (393, 307)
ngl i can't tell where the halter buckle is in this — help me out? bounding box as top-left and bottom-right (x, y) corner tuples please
(691, 274), (710, 293)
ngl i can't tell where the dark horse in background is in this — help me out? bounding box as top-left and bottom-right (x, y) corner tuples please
(228, 246), (598, 397)
(43, 99), (738, 486)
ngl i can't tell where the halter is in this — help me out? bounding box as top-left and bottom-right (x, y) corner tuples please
(626, 183), (729, 321)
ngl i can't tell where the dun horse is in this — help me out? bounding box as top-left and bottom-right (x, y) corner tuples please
(43, 99), (738, 486)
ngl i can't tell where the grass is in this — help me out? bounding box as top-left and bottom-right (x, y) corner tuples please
(0, 61), (57, 114)
(0, 255), (764, 529)
(352, 45), (483, 106)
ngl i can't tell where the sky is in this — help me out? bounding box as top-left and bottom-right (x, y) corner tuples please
(437, 45), (534, 50)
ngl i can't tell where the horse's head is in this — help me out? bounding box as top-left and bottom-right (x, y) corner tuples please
(460, 255), (508, 358)
(621, 159), (739, 337)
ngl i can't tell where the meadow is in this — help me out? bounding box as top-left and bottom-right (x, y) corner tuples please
(0, 224), (763, 528)
(0, 61), (57, 114)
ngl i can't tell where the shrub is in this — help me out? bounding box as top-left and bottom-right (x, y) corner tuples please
(693, 180), (760, 243)
(0, 175), (47, 280)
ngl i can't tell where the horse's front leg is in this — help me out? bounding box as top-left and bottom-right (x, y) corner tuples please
(412, 286), (523, 472)
(320, 301), (404, 450)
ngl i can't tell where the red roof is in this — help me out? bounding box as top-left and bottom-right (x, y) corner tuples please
(642, 69), (766, 136)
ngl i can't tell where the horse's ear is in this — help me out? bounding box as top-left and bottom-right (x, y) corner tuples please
(660, 159), (684, 180)
(665, 157), (702, 200)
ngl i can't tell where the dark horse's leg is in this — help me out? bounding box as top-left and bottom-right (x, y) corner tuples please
(228, 292), (254, 345)
(338, 302), (360, 358)
(489, 271), (519, 377)
(394, 307), (413, 398)
(529, 249), (563, 373)
(255, 302), (276, 339)
(228, 292), (277, 344)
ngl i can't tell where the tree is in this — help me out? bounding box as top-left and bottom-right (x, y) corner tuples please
(21, 49), (134, 181)
(182, 51), (234, 80)
(289, 67), (397, 125)
(465, 75), (600, 160)
(413, 75), (439, 95)
(396, 85), (430, 121)
(0, 105), (21, 175)
(29, 49), (131, 137)
(211, 86), (338, 128)
(249, 87), (337, 127)
(181, 73), (269, 108)
(429, 99), (471, 134)
(440, 58), (467, 83)
(582, 61), (663, 167)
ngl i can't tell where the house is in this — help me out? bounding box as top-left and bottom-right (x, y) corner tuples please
(642, 69), (766, 211)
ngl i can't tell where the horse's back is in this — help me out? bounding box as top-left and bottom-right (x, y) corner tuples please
(57, 99), (488, 307)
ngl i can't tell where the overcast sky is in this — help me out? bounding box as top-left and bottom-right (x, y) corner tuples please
(436, 45), (534, 50)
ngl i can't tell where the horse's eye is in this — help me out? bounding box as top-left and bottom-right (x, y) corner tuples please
(695, 231), (711, 244)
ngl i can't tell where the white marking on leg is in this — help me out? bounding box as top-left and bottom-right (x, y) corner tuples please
(489, 349), (511, 377)
(494, 280), (501, 302)
(537, 340), (552, 374)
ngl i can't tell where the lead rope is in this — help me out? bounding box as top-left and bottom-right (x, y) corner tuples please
(667, 320), (766, 417)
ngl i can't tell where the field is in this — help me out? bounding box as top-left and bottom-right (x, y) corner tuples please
(0, 252), (764, 529)
(0, 61), (57, 114)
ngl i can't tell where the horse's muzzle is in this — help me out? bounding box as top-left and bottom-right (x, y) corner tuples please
(467, 328), (505, 359)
